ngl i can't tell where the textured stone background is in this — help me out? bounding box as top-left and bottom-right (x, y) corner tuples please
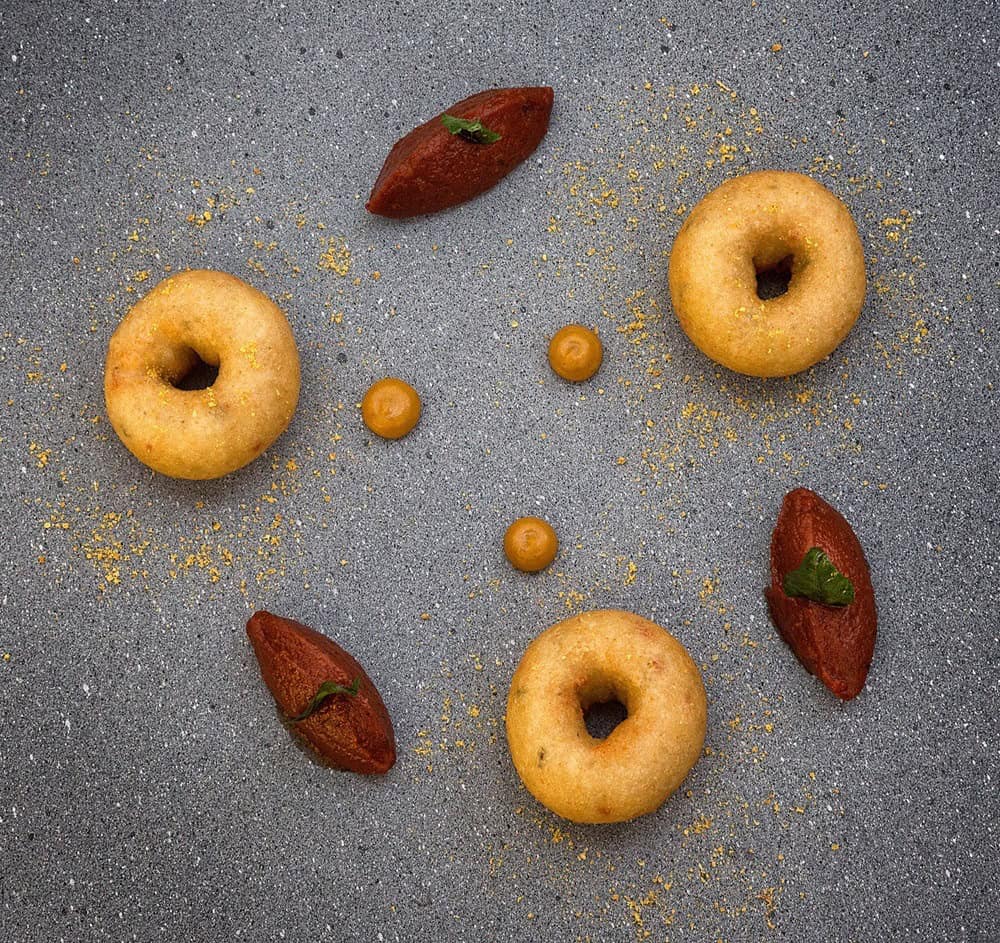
(1, 1), (997, 941)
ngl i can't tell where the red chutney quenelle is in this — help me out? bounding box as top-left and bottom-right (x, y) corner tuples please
(246, 611), (396, 774)
(366, 86), (554, 218)
(765, 488), (878, 700)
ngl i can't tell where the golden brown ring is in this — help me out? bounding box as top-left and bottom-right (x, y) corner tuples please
(668, 170), (865, 377)
(104, 269), (300, 479)
(506, 609), (706, 824)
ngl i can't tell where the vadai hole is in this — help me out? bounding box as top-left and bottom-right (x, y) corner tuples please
(755, 253), (794, 300)
(171, 348), (220, 391)
(584, 698), (628, 739)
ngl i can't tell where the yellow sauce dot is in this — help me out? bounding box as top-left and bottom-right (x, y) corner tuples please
(504, 517), (558, 572)
(361, 378), (421, 439)
(548, 324), (603, 382)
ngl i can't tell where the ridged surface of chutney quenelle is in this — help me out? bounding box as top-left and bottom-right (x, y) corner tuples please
(246, 611), (396, 774)
(366, 86), (554, 218)
(765, 488), (878, 699)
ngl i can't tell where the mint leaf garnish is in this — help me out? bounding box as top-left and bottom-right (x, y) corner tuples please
(782, 547), (855, 606)
(289, 677), (360, 722)
(441, 114), (502, 144)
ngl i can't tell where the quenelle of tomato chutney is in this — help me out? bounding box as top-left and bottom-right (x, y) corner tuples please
(366, 86), (554, 218)
(766, 487), (877, 699)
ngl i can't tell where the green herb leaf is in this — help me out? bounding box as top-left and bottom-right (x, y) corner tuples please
(441, 113), (502, 144)
(289, 677), (360, 722)
(782, 547), (855, 606)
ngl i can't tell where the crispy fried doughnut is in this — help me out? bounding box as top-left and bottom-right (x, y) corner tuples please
(506, 610), (706, 824)
(104, 270), (300, 479)
(668, 170), (866, 377)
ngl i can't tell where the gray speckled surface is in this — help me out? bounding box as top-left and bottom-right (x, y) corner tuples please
(2, 1), (998, 940)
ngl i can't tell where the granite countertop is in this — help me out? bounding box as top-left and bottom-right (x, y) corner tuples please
(2, 1), (997, 940)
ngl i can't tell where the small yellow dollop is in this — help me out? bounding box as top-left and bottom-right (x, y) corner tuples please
(548, 324), (603, 382)
(362, 377), (421, 439)
(504, 517), (558, 573)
